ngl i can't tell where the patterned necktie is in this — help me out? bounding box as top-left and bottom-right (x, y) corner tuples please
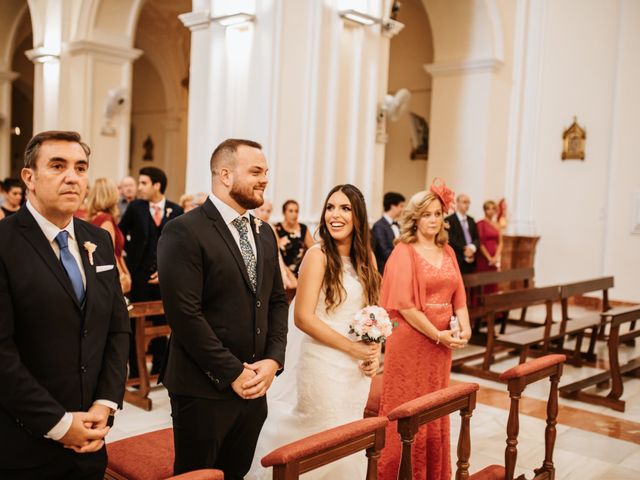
(152, 204), (162, 227)
(55, 231), (85, 303)
(461, 217), (472, 245)
(231, 216), (257, 291)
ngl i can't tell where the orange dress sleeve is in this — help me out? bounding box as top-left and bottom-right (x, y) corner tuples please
(446, 244), (467, 310)
(380, 242), (417, 313)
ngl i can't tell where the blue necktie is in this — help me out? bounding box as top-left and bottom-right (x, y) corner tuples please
(55, 231), (85, 304)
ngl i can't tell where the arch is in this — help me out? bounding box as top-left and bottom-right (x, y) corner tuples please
(75, 0), (145, 47)
(0, 1), (31, 69)
(422, 0), (503, 64)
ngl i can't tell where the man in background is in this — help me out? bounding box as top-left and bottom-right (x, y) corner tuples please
(446, 193), (480, 274)
(372, 191), (405, 275)
(117, 176), (136, 217)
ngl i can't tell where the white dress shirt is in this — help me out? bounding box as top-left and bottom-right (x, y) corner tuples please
(384, 213), (400, 239)
(26, 201), (118, 441)
(148, 197), (166, 220)
(209, 193), (257, 257)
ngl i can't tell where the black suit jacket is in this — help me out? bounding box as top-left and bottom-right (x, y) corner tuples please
(446, 213), (480, 274)
(0, 207), (130, 468)
(119, 198), (183, 279)
(157, 199), (288, 399)
(372, 217), (396, 275)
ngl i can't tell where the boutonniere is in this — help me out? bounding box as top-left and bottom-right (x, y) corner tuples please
(84, 241), (97, 266)
(166, 207), (173, 218)
(254, 218), (263, 234)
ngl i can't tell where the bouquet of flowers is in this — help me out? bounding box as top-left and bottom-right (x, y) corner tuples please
(349, 305), (393, 344)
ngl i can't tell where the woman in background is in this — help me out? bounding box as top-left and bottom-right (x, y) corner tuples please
(0, 178), (24, 218)
(87, 178), (131, 294)
(476, 200), (503, 293)
(275, 199), (314, 276)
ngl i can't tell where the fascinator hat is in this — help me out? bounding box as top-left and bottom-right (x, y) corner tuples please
(429, 177), (455, 213)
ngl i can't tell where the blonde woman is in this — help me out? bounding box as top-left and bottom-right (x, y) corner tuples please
(378, 180), (472, 480)
(87, 178), (131, 293)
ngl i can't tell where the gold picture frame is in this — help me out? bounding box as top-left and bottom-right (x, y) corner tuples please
(562, 116), (586, 160)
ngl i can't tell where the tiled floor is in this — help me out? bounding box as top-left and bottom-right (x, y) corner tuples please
(107, 303), (640, 479)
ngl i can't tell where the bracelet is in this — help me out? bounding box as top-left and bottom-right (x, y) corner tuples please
(435, 332), (441, 345)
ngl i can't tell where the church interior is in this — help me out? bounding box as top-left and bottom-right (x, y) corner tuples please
(1, 0), (639, 479)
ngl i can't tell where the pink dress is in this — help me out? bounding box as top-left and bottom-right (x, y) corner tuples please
(378, 242), (466, 480)
(476, 219), (501, 293)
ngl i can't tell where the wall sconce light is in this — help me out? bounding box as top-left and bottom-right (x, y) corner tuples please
(339, 9), (381, 26)
(25, 47), (60, 64)
(212, 12), (255, 27)
(12, 126), (21, 136)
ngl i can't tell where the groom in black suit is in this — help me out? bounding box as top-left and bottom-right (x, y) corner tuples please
(0, 131), (130, 479)
(158, 139), (288, 479)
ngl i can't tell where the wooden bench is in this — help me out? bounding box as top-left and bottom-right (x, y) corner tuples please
(125, 301), (171, 411)
(559, 306), (640, 411)
(454, 286), (560, 380)
(558, 277), (613, 362)
(470, 354), (566, 480)
(386, 383), (479, 480)
(463, 268), (535, 334)
(105, 428), (224, 479)
(261, 417), (388, 479)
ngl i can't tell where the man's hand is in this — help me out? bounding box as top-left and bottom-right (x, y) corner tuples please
(240, 359), (280, 400)
(231, 368), (257, 399)
(148, 271), (159, 284)
(59, 412), (110, 453)
(87, 404), (112, 430)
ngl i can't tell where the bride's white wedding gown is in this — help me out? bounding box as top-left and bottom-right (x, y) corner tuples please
(247, 257), (372, 479)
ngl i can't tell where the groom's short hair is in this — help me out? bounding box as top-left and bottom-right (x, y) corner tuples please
(210, 139), (262, 175)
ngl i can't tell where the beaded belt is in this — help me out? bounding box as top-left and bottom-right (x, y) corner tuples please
(424, 302), (451, 307)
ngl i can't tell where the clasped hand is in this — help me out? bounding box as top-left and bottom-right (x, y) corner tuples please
(231, 359), (280, 400)
(439, 329), (469, 350)
(60, 404), (112, 453)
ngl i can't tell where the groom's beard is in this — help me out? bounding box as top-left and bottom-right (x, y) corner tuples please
(230, 182), (264, 210)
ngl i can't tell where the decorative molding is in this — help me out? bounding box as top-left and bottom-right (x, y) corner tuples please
(25, 47), (60, 64)
(381, 18), (404, 39)
(423, 58), (503, 77)
(64, 41), (143, 61)
(178, 10), (211, 31)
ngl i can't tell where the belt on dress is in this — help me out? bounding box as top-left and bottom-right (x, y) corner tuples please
(423, 302), (451, 307)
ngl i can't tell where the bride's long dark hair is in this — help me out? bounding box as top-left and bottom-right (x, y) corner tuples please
(318, 184), (381, 311)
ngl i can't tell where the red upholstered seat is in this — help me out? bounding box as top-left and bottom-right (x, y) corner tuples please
(106, 428), (224, 480)
(469, 464), (506, 480)
(499, 353), (566, 381)
(364, 373), (382, 417)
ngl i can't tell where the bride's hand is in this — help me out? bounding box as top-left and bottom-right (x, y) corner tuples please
(348, 341), (379, 362)
(360, 357), (379, 377)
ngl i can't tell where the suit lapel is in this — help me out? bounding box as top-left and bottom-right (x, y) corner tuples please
(75, 219), (96, 318)
(202, 200), (255, 293)
(249, 214), (264, 293)
(16, 208), (82, 310)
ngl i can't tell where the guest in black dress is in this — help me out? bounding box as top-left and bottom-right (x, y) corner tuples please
(275, 199), (314, 276)
(0, 178), (24, 219)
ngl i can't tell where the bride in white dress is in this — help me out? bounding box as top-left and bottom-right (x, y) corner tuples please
(247, 184), (382, 480)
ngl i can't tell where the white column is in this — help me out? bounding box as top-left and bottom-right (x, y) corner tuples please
(0, 70), (19, 178)
(424, 59), (502, 214)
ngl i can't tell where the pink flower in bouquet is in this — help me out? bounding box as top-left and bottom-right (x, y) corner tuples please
(349, 305), (393, 344)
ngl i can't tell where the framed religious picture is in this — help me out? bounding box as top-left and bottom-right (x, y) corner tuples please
(562, 116), (586, 160)
(409, 112), (429, 160)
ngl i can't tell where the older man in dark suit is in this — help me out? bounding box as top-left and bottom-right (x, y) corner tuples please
(446, 193), (480, 274)
(158, 139), (288, 479)
(0, 131), (130, 479)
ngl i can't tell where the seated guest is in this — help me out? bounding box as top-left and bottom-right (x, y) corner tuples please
(446, 193), (480, 274)
(372, 191), (405, 274)
(275, 199), (314, 276)
(476, 200), (503, 293)
(119, 166), (183, 377)
(0, 178), (24, 218)
(255, 200), (297, 290)
(117, 176), (137, 217)
(87, 177), (132, 294)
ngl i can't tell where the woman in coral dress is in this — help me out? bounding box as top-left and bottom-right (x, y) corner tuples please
(378, 181), (472, 480)
(476, 200), (503, 294)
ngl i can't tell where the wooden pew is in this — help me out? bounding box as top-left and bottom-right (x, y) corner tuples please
(454, 286), (559, 381)
(261, 417), (388, 479)
(470, 354), (566, 480)
(386, 383), (479, 480)
(559, 306), (640, 412)
(558, 277), (613, 362)
(463, 268), (535, 334)
(125, 300), (170, 411)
